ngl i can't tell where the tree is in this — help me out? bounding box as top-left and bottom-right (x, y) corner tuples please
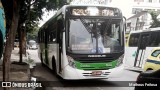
(18, 0), (62, 63)
(1, 0), (62, 90)
(2, 0), (23, 90)
(149, 11), (160, 28)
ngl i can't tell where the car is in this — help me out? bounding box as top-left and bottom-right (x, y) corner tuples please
(29, 44), (38, 50)
(135, 69), (160, 90)
(14, 39), (19, 47)
(143, 47), (160, 71)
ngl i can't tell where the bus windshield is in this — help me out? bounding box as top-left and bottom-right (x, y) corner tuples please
(68, 18), (124, 54)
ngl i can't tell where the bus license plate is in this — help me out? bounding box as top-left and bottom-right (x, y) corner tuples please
(92, 71), (102, 76)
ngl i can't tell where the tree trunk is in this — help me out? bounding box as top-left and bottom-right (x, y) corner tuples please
(22, 29), (26, 55)
(18, 26), (26, 63)
(18, 25), (23, 63)
(3, 0), (21, 90)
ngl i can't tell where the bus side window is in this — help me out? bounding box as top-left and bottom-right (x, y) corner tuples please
(47, 21), (57, 43)
(148, 32), (159, 47)
(57, 18), (64, 43)
(129, 34), (140, 47)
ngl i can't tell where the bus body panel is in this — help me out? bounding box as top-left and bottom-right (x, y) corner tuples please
(62, 64), (124, 80)
(125, 47), (138, 68)
(141, 47), (155, 68)
(48, 44), (59, 69)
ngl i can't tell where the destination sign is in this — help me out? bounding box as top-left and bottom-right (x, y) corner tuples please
(70, 0), (108, 5)
(70, 7), (120, 16)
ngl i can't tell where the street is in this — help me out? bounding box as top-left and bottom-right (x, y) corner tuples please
(28, 49), (139, 90)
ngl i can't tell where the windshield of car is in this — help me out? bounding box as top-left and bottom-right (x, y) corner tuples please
(151, 50), (160, 57)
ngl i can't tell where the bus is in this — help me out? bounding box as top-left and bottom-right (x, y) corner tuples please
(125, 27), (160, 71)
(38, 5), (125, 79)
(0, 1), (6, 59)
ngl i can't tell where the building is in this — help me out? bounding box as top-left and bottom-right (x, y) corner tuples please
(126, 11), (152, 34)
(108, 0), (160, 18)
(107, 0), (159, 36)
(132, 0), (160, 15)
(125, 0), (160, 34)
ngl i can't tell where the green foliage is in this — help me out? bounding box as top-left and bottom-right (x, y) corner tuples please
(20, 0), (61, 32)
(2, 0), (62, 34)
(149, 11), (160, 28)
(27, 26), (39, 41)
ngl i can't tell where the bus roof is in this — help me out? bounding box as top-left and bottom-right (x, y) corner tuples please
(130, 27), (160, 34)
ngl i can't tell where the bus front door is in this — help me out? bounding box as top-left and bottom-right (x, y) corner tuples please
(134, 33), (150, 68)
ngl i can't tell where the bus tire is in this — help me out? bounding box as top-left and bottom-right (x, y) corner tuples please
(52, 57), (62, 79)
(52, 56), (56, 74)
(40, 53), (45, 66)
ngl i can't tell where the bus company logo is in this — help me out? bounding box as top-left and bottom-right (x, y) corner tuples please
(80, 64), (90, 67)
(106, 63), (112, 67)
(88, 55), (106, 57)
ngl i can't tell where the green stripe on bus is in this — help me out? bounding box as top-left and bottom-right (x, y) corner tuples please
(75, 60), (117, 70)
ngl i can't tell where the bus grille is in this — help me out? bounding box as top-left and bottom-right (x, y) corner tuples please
(76, 57), (116, 63)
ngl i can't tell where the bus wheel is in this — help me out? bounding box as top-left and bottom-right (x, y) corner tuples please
(52, 57), (56, 74)
(40, 53), (45, 66)
(52, 58), (62, 79)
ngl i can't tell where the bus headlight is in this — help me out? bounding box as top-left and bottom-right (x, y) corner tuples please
(116, 54), (124, 67)
(67, 56), (76, 68)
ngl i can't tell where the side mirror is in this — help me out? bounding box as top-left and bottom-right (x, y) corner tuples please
(123, 16), (127, 32)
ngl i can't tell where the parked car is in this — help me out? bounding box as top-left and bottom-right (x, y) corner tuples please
(29, 44), (37, 50)
(28, 40), (37, 50)
(143, 47), (160, 71)
(135, 69), (160, 90)
(14, 39), (19, 47)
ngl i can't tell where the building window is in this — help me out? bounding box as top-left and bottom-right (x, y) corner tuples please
(144, 9), (155, 12)
(148, 0), (152, 3)
(134, 0), (144, 2)
(132, 8), (143, 14)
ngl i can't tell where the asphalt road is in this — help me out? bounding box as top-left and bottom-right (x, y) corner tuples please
(28, 49), (140, 90)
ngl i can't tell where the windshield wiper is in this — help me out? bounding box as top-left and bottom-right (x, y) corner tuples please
(79, 18), (95, 43)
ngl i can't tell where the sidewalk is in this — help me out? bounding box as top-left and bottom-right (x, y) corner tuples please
(124, 66), (143, 73)
(0, 48), (30, 90)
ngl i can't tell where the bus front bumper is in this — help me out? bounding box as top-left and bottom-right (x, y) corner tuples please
(62, 64), (124, 80)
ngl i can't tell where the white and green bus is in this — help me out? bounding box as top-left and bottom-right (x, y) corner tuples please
(125, 27), (160, 70)
(38, 5), (125, 80)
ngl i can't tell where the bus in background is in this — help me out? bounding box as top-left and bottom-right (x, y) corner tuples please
(0, 1), (6, 59)
(125, 27), (160, 71)
(38, 4), (125, 80)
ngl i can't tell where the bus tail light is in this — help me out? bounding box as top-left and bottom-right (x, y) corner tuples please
(67, 56), (76, 68)
(116, 54), (124, 67)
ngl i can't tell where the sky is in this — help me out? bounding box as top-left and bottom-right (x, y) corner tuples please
(110, 0), (133, 18)
(38, 10), (55, 27)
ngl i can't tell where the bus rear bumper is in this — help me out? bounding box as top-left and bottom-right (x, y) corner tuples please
(62, 64), (124, 80)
